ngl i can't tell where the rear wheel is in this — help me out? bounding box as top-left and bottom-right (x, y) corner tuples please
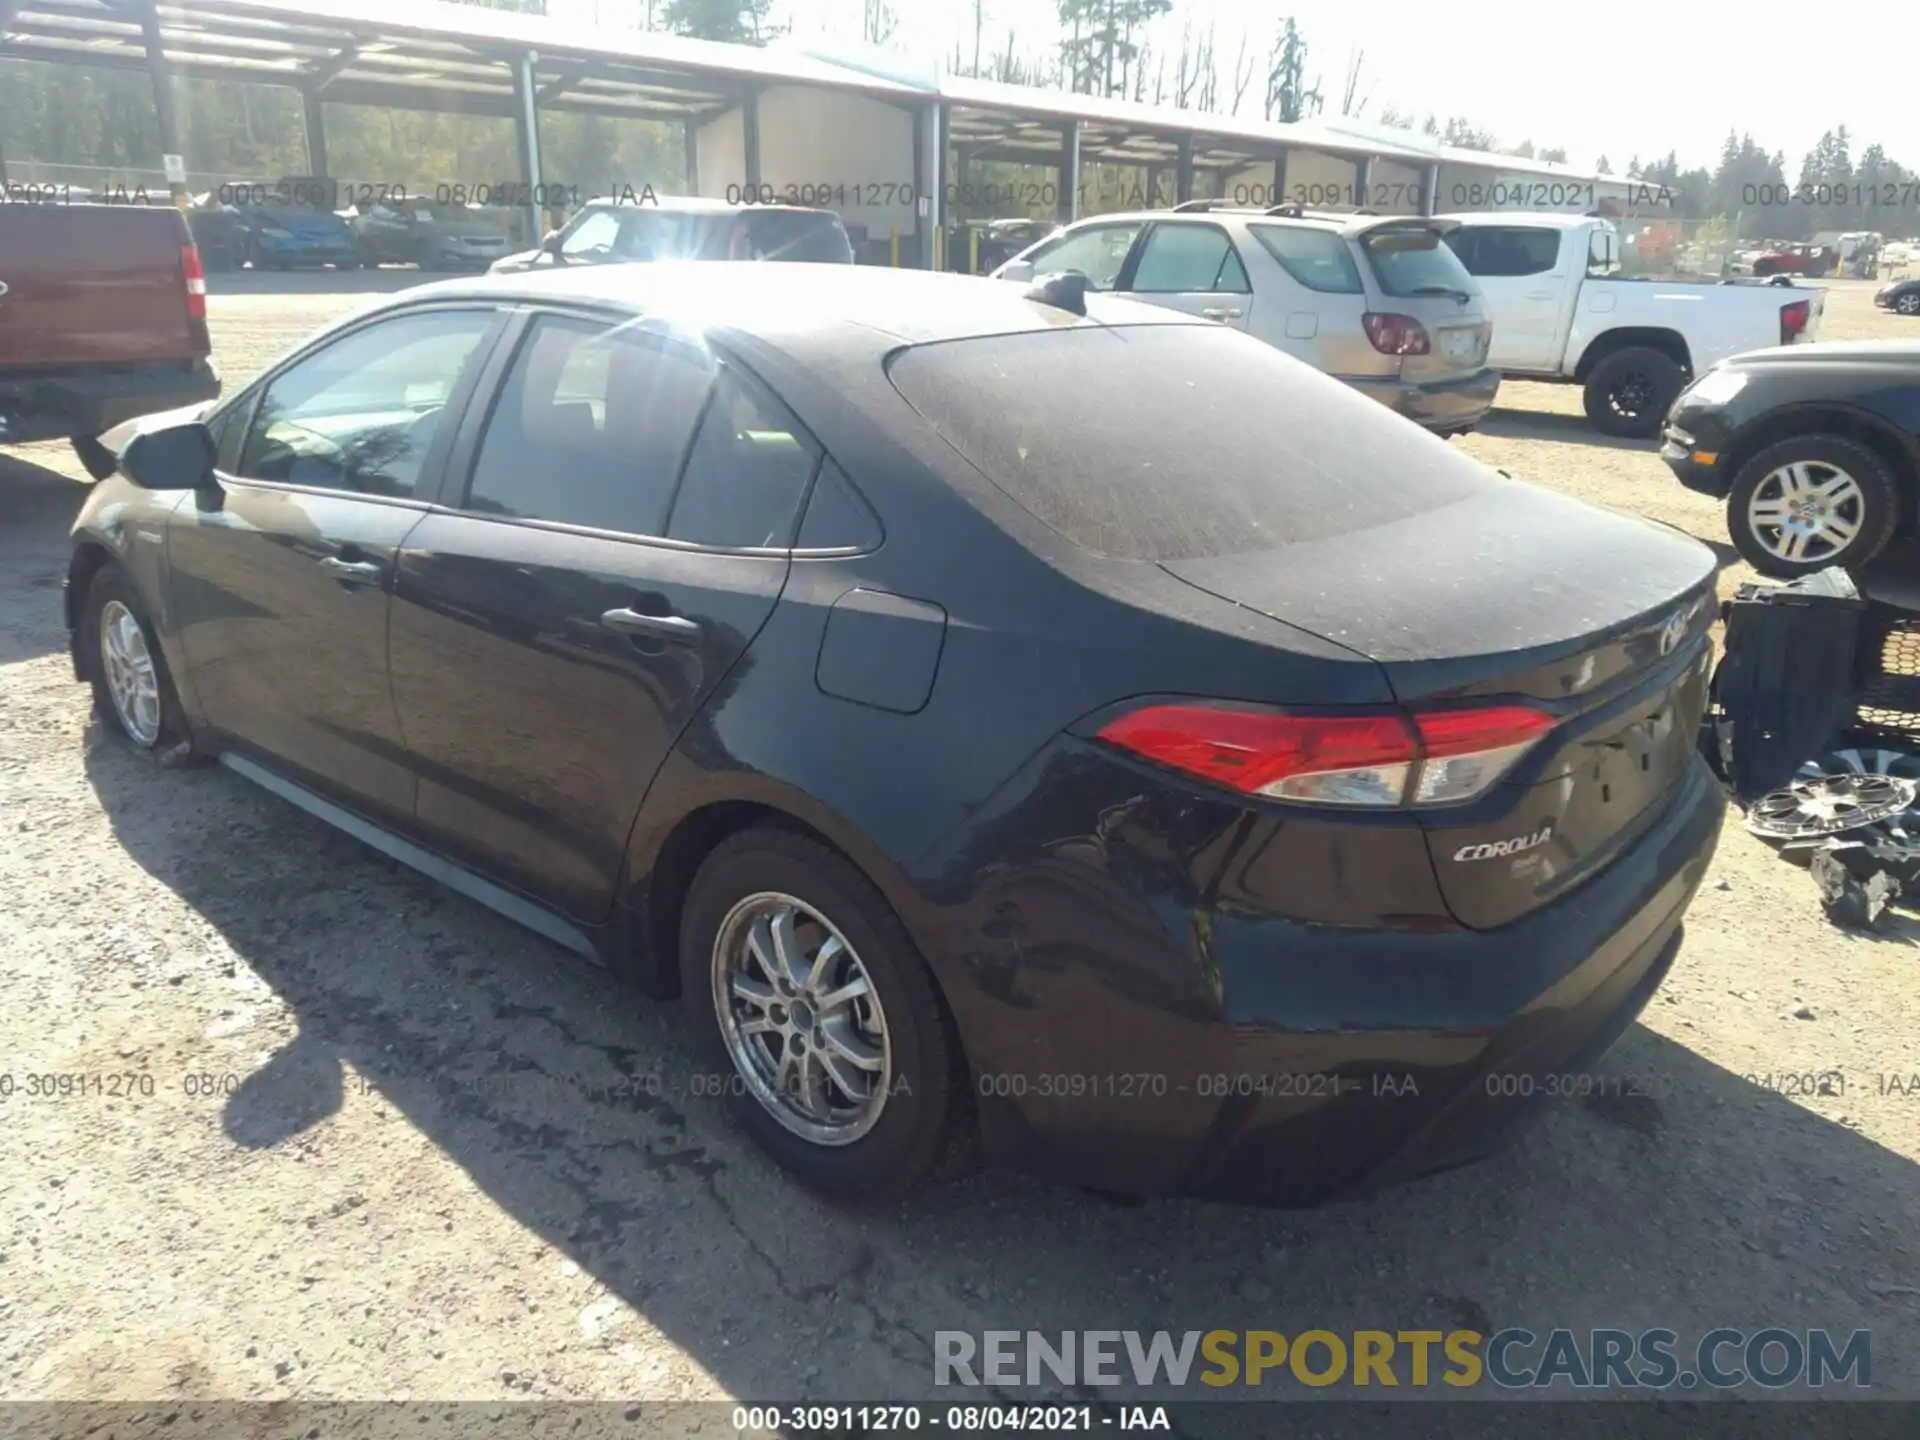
(679, 828), (964, 1201)
(1583, 346), (1685, 438)
(1727, 434), (1901, 578)
(80, 565), (195, 761)
(1898, 292), (1920, 316)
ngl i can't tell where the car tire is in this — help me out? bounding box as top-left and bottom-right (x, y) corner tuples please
(679, 827), (964, 1202)
(1898, 292), (1920, 316)
(1727, 434), (1902, 579)
(80, 564), (196, 763)
(1583, 346), (1685, 439)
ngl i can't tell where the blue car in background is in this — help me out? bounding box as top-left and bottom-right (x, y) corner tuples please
(210, 184), (361, 270)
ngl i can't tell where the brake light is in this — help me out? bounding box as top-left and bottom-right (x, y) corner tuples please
(1096, 702), (1555, 808)
(1779, 299), (1811, 345)
(180, 243), (207, 321)
(1362, 312), (1431, 356)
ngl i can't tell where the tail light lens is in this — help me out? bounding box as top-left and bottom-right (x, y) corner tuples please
(1779, 299), (1811, 344)
(1362, 313), (1431, 356)
(1096, 702), (1555, 809)
(180, 243), (207, 321)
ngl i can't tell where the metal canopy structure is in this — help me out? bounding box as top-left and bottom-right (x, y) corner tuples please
(0, 0), (933, 122)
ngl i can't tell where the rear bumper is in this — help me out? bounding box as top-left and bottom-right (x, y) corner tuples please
(0, 358), (219, 444)
(932, 745), (1725, 1206)
(1346, 366), (1501, 432)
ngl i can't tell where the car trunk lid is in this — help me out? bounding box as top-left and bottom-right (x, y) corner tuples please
(1161, 483), (1718, 928)
(0, 203), (202, 368)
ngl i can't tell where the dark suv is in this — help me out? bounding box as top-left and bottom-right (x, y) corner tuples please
(490, 196), (854, 274)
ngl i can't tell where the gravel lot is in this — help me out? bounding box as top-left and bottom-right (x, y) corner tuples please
(2, 271), (1917, 1425)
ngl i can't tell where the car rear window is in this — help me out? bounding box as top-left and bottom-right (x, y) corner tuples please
(1360, 226), (1477, 298)
(888, 324), (1492, 562)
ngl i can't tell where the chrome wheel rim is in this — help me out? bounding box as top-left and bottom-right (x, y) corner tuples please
(1746, 461), (1866, 565)
(99, 599), (161, 747)
(711, 891), (892, 1146)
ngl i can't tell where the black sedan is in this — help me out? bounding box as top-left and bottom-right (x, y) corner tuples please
(1875, 277), (1920, 317)
(67, 265), (1725, 1204)
(1662, 340), (1920, 577)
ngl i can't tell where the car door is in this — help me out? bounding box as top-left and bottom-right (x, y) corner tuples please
(1114, 220), (1254, 331)
(1002, 219), (1147, 290)
(164, 305), (505, 827)
(387, 309), (814, 921)
(1444, 225), (1565, 371)
(1241, 221), (1376, 374)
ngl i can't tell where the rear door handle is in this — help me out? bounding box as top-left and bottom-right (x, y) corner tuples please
(600, 607), (701, 643)
(1201, 306), (1244, 320)
(317, 556), (384, 585)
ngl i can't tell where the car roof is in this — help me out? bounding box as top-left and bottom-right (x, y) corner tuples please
(582, 194), (837, 217)
(396, 263), (1212, 354)
(1061, 207), (1455, 236)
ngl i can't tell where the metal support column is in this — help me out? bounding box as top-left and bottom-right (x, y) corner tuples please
(1421, 161), (1441, 217)
(742, 92), (762, 191)
(1271, 151), (1290, 207)
(1174, 136), (1194, 205)
(138, 0), (187, 210)
(302, 91), (328, 179)
(1353, 155), (1373, 210)
(926, 101), (949, 270)
(1143, 165), (1160, 209)
(683, 119), (700, 193)
(1058, 121), (1080, 224)
(512, 50), (543, 243)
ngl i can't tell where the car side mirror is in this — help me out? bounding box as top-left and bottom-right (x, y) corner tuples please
(996, 258), (1035, 283)
(120, 421), (217, 492)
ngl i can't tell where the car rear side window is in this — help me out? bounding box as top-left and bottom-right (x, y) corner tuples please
(1248, 224), (1363, 294)
(737, 212), (855, 263)
(1128, 224), (1250, 293)
(665, 368), (821, 548)
(1443, 226), (1561, 278)
(888, 324), (1491, 562)
(234, 308), (495, 497)
(1360, 226), (1481, 297)
(462, 315), (715, 536)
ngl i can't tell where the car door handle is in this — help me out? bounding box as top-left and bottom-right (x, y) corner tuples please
(600, 607), (701, 643)
(1525, 291), (1554, 300)
(1201, 306), (1244, 320)
(317, 556), (384, 585)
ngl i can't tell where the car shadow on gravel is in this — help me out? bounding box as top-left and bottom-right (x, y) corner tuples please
(79, 733), (1920, 1419)
(0, 450), (89, 665)
(1479, 409), (1662, 454)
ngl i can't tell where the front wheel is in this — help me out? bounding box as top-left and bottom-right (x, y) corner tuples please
(1898, 292), (1920, 316)
(1582, 346), (1685, 439)
(80, 565), (196, 760)
(1727, 435), (1901, 578)
(680, 828), (965, 1202)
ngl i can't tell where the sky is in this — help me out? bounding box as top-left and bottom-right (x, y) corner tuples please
(749, 0), (1920, 176)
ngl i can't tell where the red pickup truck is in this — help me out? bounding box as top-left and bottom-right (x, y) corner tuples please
(0, 201), (220, 467)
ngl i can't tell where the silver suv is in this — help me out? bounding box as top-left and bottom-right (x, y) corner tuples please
(992, 204), (1498, 436)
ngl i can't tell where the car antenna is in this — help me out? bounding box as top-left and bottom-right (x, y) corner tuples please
(1024, 270), (1090, 316)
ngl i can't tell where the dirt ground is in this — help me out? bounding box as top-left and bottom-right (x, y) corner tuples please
(2, 272), (1918, 1427)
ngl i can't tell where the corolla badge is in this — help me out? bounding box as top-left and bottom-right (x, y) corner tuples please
(1453, 826), (1553, 862)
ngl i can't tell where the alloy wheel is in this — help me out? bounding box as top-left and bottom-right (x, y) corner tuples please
(710, 891), (892, 1146)
(1899, 293), (1920, 316)
(1745, 460), (1867, 565)
(99, 600), (161, 746)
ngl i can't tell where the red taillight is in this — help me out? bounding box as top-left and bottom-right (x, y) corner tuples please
(1779, 299), (1810, 345)
(1362, 312), (1431, 356)
(180, 243), (207, 321)
(1096, 702), (1554, 808)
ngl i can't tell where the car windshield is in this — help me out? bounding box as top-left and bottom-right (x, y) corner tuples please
(888, 323), (1490, 562)
(1360, 227), (1477, 298)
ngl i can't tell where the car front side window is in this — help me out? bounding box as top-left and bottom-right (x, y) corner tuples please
(1022, 223), (1145, 290)
(561, 210), (621, 261)
(234, 309), (496, 498)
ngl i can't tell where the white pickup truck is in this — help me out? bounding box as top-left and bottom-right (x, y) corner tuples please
(1436, 213), (1825, 436)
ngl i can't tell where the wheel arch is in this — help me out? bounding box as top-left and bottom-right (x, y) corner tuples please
(616, 778), (941, 1004)
(1574, 327), (1692, 383)
(1723, 405), (1920, 530)
(65, 539), (118, 677)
